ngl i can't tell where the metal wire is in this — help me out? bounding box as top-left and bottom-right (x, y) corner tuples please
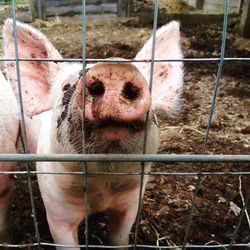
(182, 0), (230, 248)
(1, 57), (250, 62)
(0, 242), (250, 249)
(133, 0), (159, 248)
(11, 0), (41, 248)
(0, 0), (249, 249)
(0, 154), (249, 162)
(228, 183), (250, 249)
(81, 0), (89, 248)
(1, 170), (250, 176)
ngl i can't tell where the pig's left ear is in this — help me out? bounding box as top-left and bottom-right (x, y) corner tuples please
(135, 21), (184, 116)
(3, 19), (64, 116)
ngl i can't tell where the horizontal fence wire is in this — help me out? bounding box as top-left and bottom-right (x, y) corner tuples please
(0, 154), (249, 162)
(0, 171), (250, 176)
(1, 57), (250, 62)
(0, 0), (249, 249)
(0, 242), (250, 249)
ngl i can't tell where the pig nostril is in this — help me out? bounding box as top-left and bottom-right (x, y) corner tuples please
(62, 83), (71, 91)
(122, 82), (140, 101)
(88, 80), (105, 97)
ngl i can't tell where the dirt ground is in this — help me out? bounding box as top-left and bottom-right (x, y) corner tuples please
(1, 13), (249, 250)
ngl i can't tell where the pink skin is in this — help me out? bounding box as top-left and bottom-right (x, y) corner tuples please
(3, 19), (183, 249)
(76, 63), (151, 140)
(0, 162), (15, 242)
(0, 162), (15, 210)
(0, 71), (19, 243)
(0, 164), (15, 209)
(76, 63), (151, 122)
(3, 19), (62, 117)
(101, 126), (129, 140)
(38, 172), (144, 250)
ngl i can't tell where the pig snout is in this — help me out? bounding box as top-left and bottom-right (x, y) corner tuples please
(3, 19), (183, 250)
(76, 63), (151, 122)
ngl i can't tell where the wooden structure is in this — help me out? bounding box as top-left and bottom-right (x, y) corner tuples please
(239, 0), (250, 38)
(46, 0), (117, 16)
(117, 0), (133, 17)
(186, 0), (240, 12)
(30, 0), (249, 38)
(31, 0), (134, 19)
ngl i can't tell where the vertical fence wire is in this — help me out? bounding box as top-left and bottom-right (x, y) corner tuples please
(81, 0), (89, 248)
(1, 0), (248, 249)
(182, 0), (230, 248)
(133, 0), (159, 248)
(229, 183), (250, 249)
(11, 0), (41, 248)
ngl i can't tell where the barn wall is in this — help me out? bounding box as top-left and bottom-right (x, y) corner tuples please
(186, 0), (240, 12)
(45, 0), (118, 15)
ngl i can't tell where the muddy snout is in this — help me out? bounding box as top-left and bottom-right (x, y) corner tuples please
(76, 63), (151, 122)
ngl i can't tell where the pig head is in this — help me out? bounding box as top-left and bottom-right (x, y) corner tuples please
(0, 71), (19, 243)
(3, 19), (183, 249)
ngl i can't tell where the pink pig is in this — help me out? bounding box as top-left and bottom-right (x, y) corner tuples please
(0, 71), (19, 243)
(3, 19), (183, 249)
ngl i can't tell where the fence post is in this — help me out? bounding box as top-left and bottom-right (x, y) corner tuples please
(36, 0), (47, 20)
(196, 0), (204, 10)
(29, 0), (36, 21)
(237, 0), (243, 14)
(117, 0), (133, 17)
(239, 0), (250, 38)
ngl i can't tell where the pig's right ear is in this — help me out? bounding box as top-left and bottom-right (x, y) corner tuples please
(3, 19), (64, 116)
(135, 21), (183, 117)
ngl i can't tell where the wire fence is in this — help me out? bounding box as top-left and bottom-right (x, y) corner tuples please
(0, 0), (250, 249)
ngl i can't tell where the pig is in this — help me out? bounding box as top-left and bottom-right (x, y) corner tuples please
(3, 19), (183, 249)
(0, 71), (19, 243)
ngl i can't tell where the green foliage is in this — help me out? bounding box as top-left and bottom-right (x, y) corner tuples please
(3, 0), (29, 4)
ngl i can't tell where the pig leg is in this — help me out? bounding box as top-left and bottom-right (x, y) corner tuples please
(46, 212), (80, 250)
(38, 180), (83, 250)
(0, 162), (15, 244)
(108, 188), (142, 250)
(108, 210), (137, 250)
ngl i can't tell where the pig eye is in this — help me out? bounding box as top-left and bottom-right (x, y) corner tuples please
(62, 83), (71, 91)
(88, 80), (105, 97)
(122, 82), (140, 101)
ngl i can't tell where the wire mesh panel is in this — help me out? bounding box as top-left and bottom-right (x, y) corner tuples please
(0, 0), (249, 249)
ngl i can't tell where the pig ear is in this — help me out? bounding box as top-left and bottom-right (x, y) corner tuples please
(135, 21), (184, 116)
(3, 18), (63, 116)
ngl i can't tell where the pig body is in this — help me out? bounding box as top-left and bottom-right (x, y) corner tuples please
(3, 19), (183, 249)
(36, 63), (159, 249)
(37, 110), (158, 247)
(0, 71), (19, 243)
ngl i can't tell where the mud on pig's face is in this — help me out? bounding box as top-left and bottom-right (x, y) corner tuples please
(55, 62), (156, 154)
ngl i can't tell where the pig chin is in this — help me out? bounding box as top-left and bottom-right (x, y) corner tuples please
(96, 119), (144, 140)
(100, 126), (130, 141)
(84, 118), (146, 154)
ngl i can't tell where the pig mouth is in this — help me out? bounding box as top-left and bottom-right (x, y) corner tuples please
(83, 118), (147, 154)
(98, 119), (145, 133)
(85, 118), (146, 141)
